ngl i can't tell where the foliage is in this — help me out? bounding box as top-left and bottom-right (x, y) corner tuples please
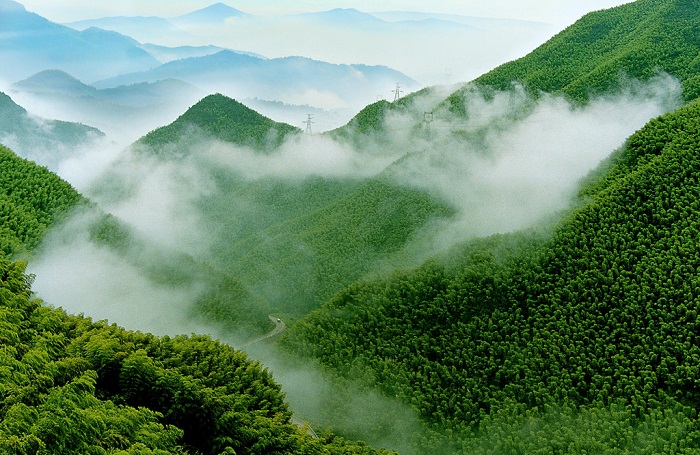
(284, 96), (700, 451)
(0, 144), (82, 257)
(0, 257), (390, 454)
(446, 0), (700, 113)
(329, 87), (434, 143)
(217, 177), (455, 316)
(138, 93), (301, 154)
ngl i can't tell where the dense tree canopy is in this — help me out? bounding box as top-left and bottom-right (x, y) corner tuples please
(284, 97), (700, 451)
(0, 256), (391, 454)
(138, 93), (301, 154)
(0, 144), (82, 256)
(447, 0), (700, 111)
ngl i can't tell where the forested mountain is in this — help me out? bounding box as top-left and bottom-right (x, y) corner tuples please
(138, 93), (301, 153)
(0, 144), (82, 256)
(277, 0), (700, 452)
(448, 0), (700, 108)
(0, 91), (103, 170)
(10, 0), (700, 453)
(90, 93), (455, 320)
(285, 79), (700, 455)
(0, 256), (388, 454)
(0, 137), (387, 452)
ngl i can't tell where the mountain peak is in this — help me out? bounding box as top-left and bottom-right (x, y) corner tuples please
(0, 0), (26, 13)
(138, 93), (300, 153)
(299, 8), (385, 26)
(12, 70), (96, 96)
(175, 3), (249, 22)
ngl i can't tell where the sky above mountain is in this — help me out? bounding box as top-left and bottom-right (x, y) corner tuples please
(21, 0), (634, 26)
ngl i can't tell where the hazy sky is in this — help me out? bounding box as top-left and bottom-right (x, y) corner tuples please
(21, 0), (634, 26)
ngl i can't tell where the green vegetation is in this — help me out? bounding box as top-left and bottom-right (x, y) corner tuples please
(284, 96), (700, 451)
(0, 257), (390, 454)
(216, 177), (455, 316)
(9, 0), (700, 452)
(447, 0), (700, 112)
(0, 144), (82, 256)
(138, 93), (301, 154)
(329, 87), (434, 145)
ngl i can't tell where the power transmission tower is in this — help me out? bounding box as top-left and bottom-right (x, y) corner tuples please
(304, 114), (314, 134)
(392, 83), (402, 101)
(424, 111), (434, 139)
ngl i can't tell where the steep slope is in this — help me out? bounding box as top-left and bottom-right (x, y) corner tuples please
(0, 0), (158, 82)
(219, 178), (455, 315)
(0, 91), (103, 170)
(0, 144), (82, 256)
(448, 0), (700, 107)
(0, 257), (387, 454)
(138, 93), (301, 153)
(284, 82), (700, 453)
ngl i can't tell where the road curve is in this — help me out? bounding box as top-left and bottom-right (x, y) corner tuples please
(240, 315), (286, 348)
(240, 317), (319, 438)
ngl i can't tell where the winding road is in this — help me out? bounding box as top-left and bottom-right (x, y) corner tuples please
(241, 315), (287, 348)
(240, 316), (319, 438)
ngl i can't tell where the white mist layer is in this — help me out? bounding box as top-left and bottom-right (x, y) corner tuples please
(389, 74), (683, 251)
(27, 211), (214, 337)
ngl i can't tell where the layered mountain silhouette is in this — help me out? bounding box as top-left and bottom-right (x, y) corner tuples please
(0, 0), (158, 82)
(0, 90), (103, 169)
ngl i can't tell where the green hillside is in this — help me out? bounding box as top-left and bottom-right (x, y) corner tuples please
(280, 0), (700, 451)
(284, 91), (700, 452)
(138, 93), (301, 154)
(116, 92), (457, 318)
(217, 178), (455, 315)
(0, 257), (388, 454)
(0, 144), (82, 257)
(447, 0), (700, 110)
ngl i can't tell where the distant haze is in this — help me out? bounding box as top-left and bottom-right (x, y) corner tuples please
(20, 1), (634, 24)
(19, 1), (635, 85)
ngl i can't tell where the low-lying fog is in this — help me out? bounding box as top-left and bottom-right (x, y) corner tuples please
(15, 66), (680, 454)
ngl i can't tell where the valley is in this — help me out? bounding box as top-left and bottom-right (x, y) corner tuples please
(2, 0), (700, 453)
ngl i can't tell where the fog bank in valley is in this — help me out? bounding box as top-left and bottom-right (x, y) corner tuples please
(24, 73), (683, 455)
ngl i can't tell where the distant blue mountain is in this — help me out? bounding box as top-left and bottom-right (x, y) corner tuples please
(93, 50), (420, 110)
(0, 0), (158, 83)
(173, 2), (250, 25)
(65, 15), (189, 42)
(141, 43), (264, 63)
(11, 70), (204, 137)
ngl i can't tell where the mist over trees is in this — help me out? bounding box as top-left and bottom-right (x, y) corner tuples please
(4, 0), (700, 453)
